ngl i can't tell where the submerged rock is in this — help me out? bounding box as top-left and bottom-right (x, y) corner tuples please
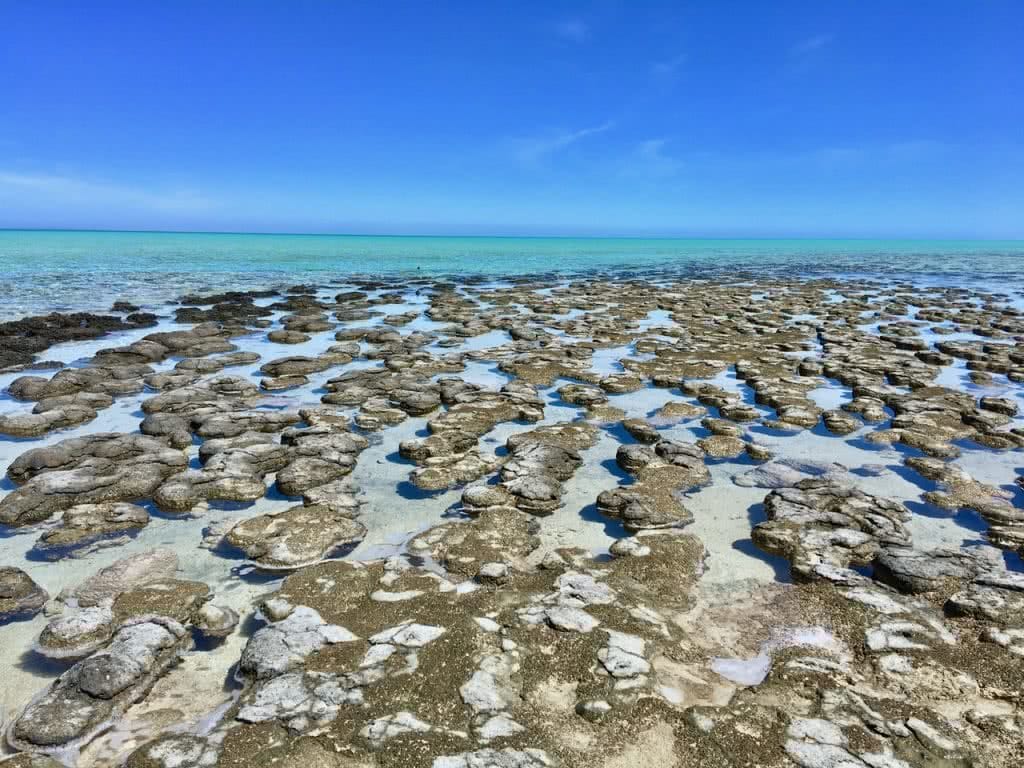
(0, 310), (156, 370)
(33, 502), (150, 557)
(733, 458), (853, 489)
(9, 617), (191, 753)
(193, 603), (240, 638)
(226, 504), (367, 570)
(0, 567), (48, 622)
(905, 456), (1020, 525)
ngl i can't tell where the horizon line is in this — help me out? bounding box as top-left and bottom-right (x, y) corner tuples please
(0, 227), (1021, 243)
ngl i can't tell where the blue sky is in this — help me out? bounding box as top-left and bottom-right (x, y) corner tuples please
(1, 1), (1021, 237)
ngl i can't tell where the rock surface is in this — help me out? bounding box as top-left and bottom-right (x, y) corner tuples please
(0, 567), (48, 622)
(1, 276), (1023, 768)
(9, 617), (191, 753)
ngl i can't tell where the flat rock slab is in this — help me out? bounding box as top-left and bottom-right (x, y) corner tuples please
(753, 479), (911, 581)
(72, 548), (180, 607)
(226, 504), (367, 570)
(34, 502), (150, 558)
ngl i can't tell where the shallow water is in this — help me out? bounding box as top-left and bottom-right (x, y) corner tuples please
(2, 268), (1023, 765)
(3, 230), (1024, 319)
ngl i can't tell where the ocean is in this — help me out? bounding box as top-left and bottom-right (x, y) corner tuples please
(1, 229), (1023, 319)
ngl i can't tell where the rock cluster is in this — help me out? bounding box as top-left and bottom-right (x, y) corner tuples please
(595, 438), (710, 531)
(402, 382), (545, 491)
(11, 617), (192, 753)
(753, 479), (912, 581)
(0, 434), (187, 527)
(2, 276), (1024, 767)
(460, 423), (597, 516)
(0, 311), (157, 371)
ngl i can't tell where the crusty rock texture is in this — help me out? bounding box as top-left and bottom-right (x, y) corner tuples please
(2, 275), (1024, 768)
(0, 567), (48, 622)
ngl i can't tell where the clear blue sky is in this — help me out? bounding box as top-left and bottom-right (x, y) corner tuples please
(1, 1), (1021, 237)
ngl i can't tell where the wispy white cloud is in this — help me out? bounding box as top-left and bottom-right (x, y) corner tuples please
(554, 19), (589, 42)
(651, 54), (686, 78)
(622, 139), (684, 178)
(791, 34), (833, 57)
(0, 170), (215, 213)
(513, 122), (614, 166)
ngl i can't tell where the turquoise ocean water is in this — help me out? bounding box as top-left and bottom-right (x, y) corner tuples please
(1, 229), (1023, 319)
